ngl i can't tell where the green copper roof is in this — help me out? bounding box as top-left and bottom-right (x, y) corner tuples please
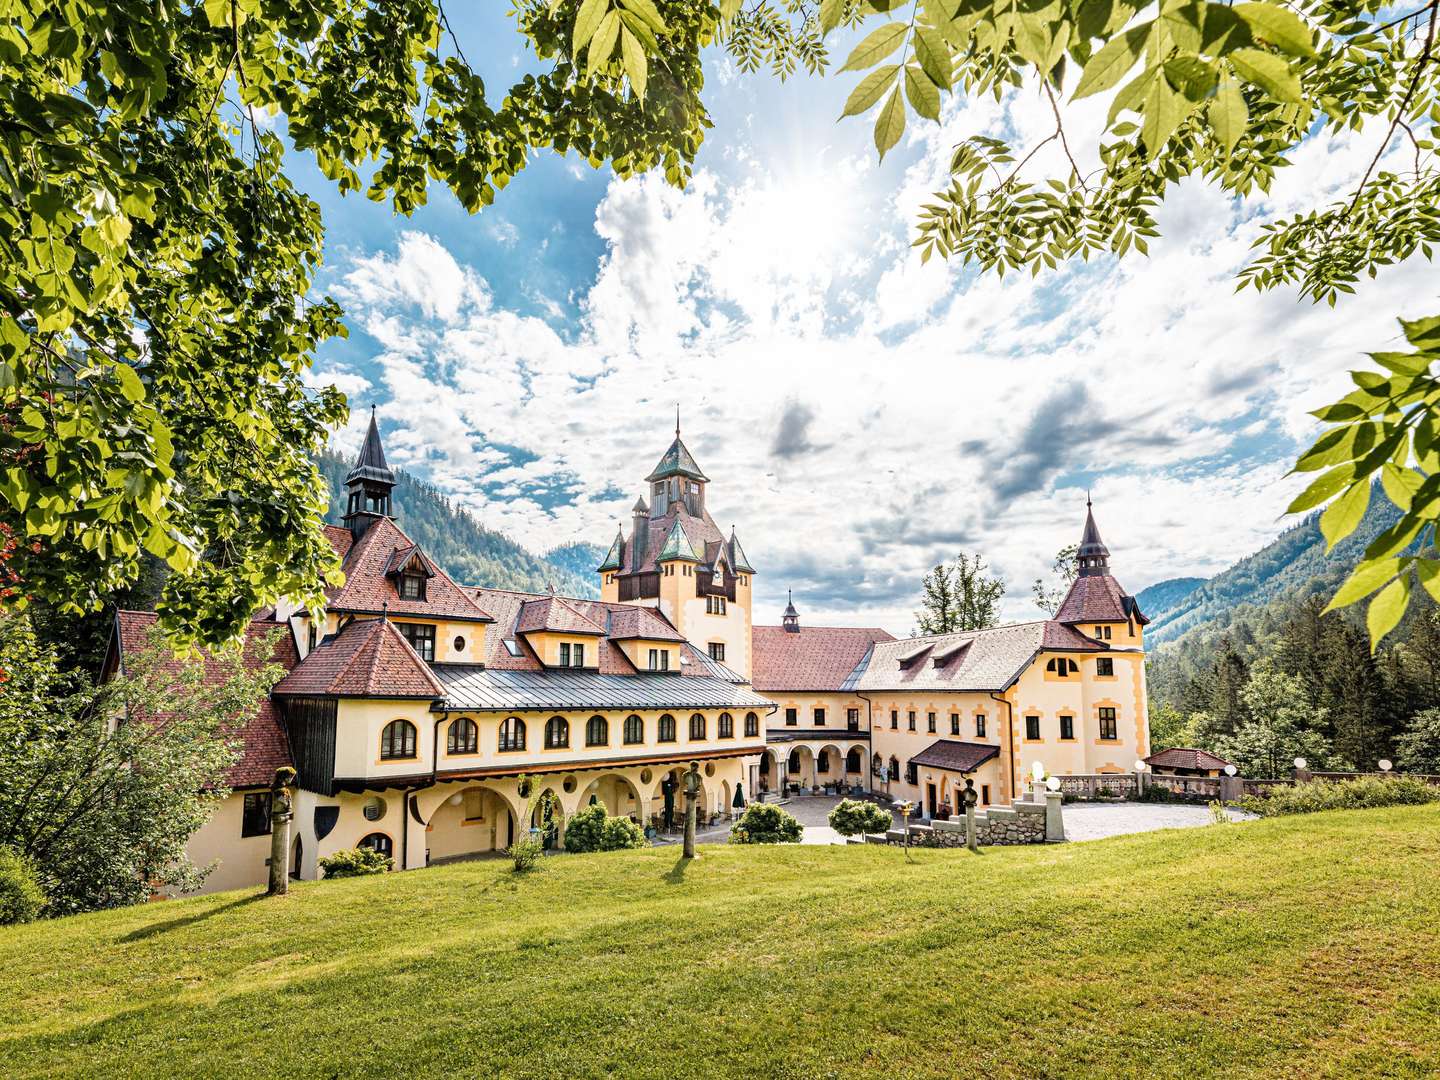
(729, 529), (755, 574)
(657, 518), (699, 562)
(644, 436), (709, 483)
(597, 528), (624, 573)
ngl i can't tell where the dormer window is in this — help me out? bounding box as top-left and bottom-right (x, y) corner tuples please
(648, 648), (670, 671)
(559, 642), (585, 668)
(502, 638), (522, 658)
(397, 622), (435, 662)
(398, 571), (425, 600)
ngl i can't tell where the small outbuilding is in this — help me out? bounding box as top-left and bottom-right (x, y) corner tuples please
(1143, 747), (1233, 777)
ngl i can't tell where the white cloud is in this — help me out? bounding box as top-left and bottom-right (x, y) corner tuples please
(315, 84), (1436, 635)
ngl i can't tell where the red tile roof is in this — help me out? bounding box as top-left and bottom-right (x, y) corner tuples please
(515, 594), (606, 636)
(325, 516), (492, 623)
(909, 739), (1000, 774)
(273, 617), (444, 698)
(751, 624), (894, 692)
(473, 588), (737, 680)
(1055, 573), (1149, 626)
(110, 610), (298, 789)
(1145, 747), (1233, 772)
(322, 524), (353, 560)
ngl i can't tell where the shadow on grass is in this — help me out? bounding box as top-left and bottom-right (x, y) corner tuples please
(119, 892), (265, 943)
(664, 854), (692, 884)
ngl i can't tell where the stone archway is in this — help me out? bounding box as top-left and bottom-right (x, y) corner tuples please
(424, 785), (519, 863)
(846, 746), (865, 778)
(579, 773), (645, 823)
(817, 744), (845, 791)
(757, 748), (779, 797)
(531, 786), (565, 849)
(785, 745), (815, 793)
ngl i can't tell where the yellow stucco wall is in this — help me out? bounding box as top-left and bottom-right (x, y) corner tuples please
(178, 790), (274, 896)
(523, 630), (604, 668)
(613, 639), (682, 672)
(295, 612), (487, 664)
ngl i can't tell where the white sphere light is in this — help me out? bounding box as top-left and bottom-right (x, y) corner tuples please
(1224, 764), (1237, 776)
(1045, 775), (1061, 792)
(1134, 759), (1148, 772)
(449, 793), (463, 805)
(1379, 759), (1393, 772)
(1294, 757), (1307, 770)
(1031, 760), (1046, 781)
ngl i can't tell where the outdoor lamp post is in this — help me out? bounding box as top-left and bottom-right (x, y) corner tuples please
(1133, 757), (1149, 796)
(1379, 759), (1393, 773)
(1293, 756), (1308, 782)
(893, 799), (915, 861)
(1224, 764), (1237, 776)
(683, 761), (701, 859)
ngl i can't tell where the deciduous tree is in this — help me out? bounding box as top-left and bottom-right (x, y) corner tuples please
(915, 552), (1004, 633)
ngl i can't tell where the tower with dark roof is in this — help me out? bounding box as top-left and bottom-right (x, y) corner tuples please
(343, 407), (397, 539)
(782, 590), (800, 633)
(1054, 498), (1149, 641)
(598, 417), (757, 679)
(1076, 495), (1111, 577)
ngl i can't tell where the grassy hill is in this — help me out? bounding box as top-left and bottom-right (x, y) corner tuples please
(5, 807), (1438, 1078)
(318, 449), (599, 597)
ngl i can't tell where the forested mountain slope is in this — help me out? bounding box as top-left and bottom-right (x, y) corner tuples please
(318, 450), (600, 597)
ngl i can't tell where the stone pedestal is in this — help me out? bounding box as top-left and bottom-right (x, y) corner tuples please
(1044, 790), (1066, 842)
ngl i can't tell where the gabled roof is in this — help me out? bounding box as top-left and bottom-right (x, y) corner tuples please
(1055, 573), (1149, 626)
(109, 610), (298, 788)
(909, 739), (1000, 774)
(325, 515), (492, 623)
(322, 524), (354, 560)
(597, 528), (624, 573)
(617, 503), (726, 576)
(729, 529), (755, 574)
(752, 624), (895, 692)
(645, 435), (709, 483)
(658, 517), (700, 562)
(273, 617), (443, 699)
(606, 606), (687, 643)
(855, 621), (1104, 693)
(1144, 747), (1233, 772)
(515, 594), (607, 637)
(346, 408), (396, 487)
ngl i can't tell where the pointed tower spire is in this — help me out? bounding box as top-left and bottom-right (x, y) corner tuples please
(343, 406), (397, 538)
(1076, 495), (1110, 577)
(782, 589), (800, 633)
(676, 403), (681, 438)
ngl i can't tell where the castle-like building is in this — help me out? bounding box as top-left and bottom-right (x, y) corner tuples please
(106, 417), (1150, 893)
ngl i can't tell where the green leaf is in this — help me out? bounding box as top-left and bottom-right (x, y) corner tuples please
(114, 363), (146, 403)
(621, 26), (647, 99)
(1140, 78), (1187, 160)
(203, 0), (231, 28)
(1164, 55), (1217, 101)
(617, 0), (668, 34)
(820, 0), (845, 35)
(1319, 481), (1369, 550)
(1074, 23), (1150, 100)
(841, 65), (900, 117)
(1229, 47), (1301, 104)
(1287, 465), (1354, 514)
(842, 22), (909, 72)
(1208, 76), (1248, 158)
(874, 86), (906, 160)
(913, 25), (951, 88)
(1417, 560), (1440, 605)
(589, 10), (621, 75)
(1366, 575), (1410, 649)
(1370, 350), (1431, 377)
(573, 0), (609, 55)
(904, 65), (941, 120)
(1326, 556), (1402, 612)
(1232, 2), (1314, 58)
(1380, 463), (1424, 511)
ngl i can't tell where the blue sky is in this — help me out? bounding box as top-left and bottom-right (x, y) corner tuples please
(282, 8), (1433, 634)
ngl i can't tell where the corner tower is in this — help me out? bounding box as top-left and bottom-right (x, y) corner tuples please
(598, 419), (756, 679)
(1054, 497), (1149, 647)
(342, 407), (397, 540)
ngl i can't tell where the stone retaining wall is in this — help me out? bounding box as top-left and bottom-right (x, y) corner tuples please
(867, 799), (1051, 847)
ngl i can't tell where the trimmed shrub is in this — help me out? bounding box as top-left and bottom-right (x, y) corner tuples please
(508, 835), (544, 872)
(0, 848), (45, 925)
(600, 815), (646, 851)
(318, 846), (391, 879)
(562, 803), (647, 853)
(729, 803), (803, 844)
(1239, 776), (1440, 818)
(827, 798), (892, 837)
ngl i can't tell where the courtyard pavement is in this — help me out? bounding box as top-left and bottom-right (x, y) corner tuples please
(649, 796), (1252, 847)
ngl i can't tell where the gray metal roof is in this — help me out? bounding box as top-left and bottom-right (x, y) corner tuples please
(432, 665), (774, 712)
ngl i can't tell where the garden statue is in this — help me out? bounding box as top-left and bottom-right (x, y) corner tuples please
(962, 778), (979, 853)
(683, 761), (701, 858)
(661, 774), (677, 830)
(267, 766), (296, 896)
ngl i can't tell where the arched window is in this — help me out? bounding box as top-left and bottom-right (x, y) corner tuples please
(380, 720), (416, 760)
(545, 716), (569, 749)
(658, 714), (676, 742)
(624, 714), (644, 744)
(358, 833), (393, 862)
(889, 756), (900, 782)
(718, 712), (734, 739)
(787, 753), (802, 774)
(586, 715), (608, 747)
(689, 713), (706, 740)
(744, 711), (759, 737)
(498, 717), (526, 752)
(817, 750), (830, 773)
(447, 717), (478, 755)
(1046, 657), (1080, 675)
(872, 753), (882, 776)
(759, 753), (771, 775)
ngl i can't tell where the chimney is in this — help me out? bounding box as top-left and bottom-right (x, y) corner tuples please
(632, 496), (649, 567)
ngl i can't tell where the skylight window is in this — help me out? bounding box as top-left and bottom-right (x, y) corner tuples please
(502, 638), (522, 657)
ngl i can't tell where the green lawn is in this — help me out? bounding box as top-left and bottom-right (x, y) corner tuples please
(5, 808), (1440, 1079)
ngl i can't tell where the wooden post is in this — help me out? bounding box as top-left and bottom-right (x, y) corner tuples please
(683, 761), (701, 859)
(267, 766), (296, 896)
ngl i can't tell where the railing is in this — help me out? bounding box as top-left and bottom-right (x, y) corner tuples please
(1057, 774), (1138, 800)
(1309, 770), (1440, 787)
(1150, 775), (1220, 799)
